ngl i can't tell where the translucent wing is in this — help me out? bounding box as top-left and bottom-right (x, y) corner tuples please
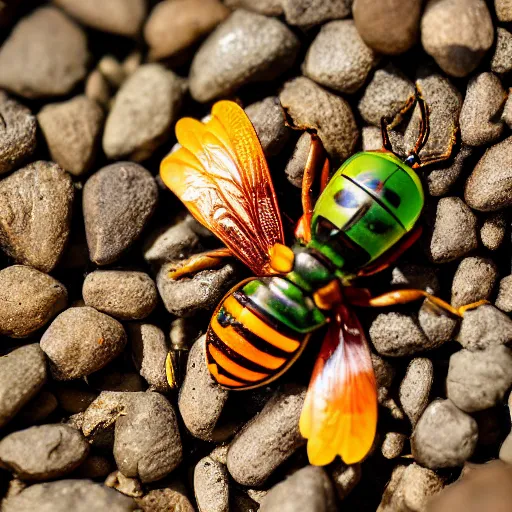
(300, 304), (378, 466)
(160, 101), (284, 276)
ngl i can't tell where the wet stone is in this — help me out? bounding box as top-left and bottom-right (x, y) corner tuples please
(0, 7), (88, 98)
(194, 456), (230, 512)
(282, 0), (351, 27)
(40, 306), (127, 381)
(0, 91), (36, 175)
(0, 161), (74, 272)
(227, 385), (307, 487)
(303, 20), (378, 94)
(0, 424), (89, 481)
(399, 358), (434, 427)
(190, 10), (299, 103)
(421, 0), (494, 77)
(447, 346), (512, 413)
(83, 162), (158, 265)
(491, 28), (512, 74)
(480, 212), (507, 251)
(460, 73), (507, 147)
(280, 76), (359, 162)
(427, 145), (472, 197)
(496, 275), (512, 313)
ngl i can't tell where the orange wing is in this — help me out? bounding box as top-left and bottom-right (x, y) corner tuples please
(160, 101), (284, 276)
(300, 304), (378, 466)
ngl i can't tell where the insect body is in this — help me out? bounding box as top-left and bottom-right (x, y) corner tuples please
(160, 99), (461, 466)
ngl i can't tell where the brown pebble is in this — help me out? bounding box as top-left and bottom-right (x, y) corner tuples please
(136, 487), (195, 512)
(85, 70), (111, 108)
(105, 471), (143, 498)
(496, 0), (512, 21)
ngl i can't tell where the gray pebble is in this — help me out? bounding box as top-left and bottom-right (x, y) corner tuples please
(480, 212), (507, 251)
(457, 305), (512, 350)
(451, 257), (498, 309)
(499, 431), (512, 464)
(465, 136), (512, 211)
(103, 64), (185, 161)
(135, 486), (195, 512)
(362, 126), (406, 157)
(38, 96), (104, 177)
(194, 456), (229, 512)
(40, 306), (127, 381)
(0, 344), (47, 429)
(491, 27), (512, 74)
(190, 10), (299, 103)
(0, 265), (67, 338)
(0, 7), (88, 98)
(0, 424), (89, 481)
(105, 471), (143, 498)
(245, 97), (290, 158)
(371, 353), (395, 390)
(418, 299), (459, 347)
(282, 0), (351, 27)
(83, 270), (157, 320)
(83, 162), (158, 265)
(460, 73), (506, 147)
(260, 466), (336, 512)
(331, 463), (361, 501)
(447, 346), (512, 413)
(411, 399), (478, 469)
(399, 358), (434, 426)
(353, 0), (421, 54)
(429, 197), (478, 263)
(16, 390), (58, 426)
(496, 0), (512, 21)
(2, 479), (136, 512)
(0, 161), (74, 272)
(284, 132), (311, 188)
(391, 264), (440, 295)
(54, 0), (146, 37)
(358, 66), (415, 126)
(178, 336), (230, 441)
(129, 323), (169, 393)
(427, 145), (472, 197)
(421, 0), (494, 77)
(157, 262), (236, 317)
(227, 385), (306, 486)
(145, 0), (230, 60)
(496, 275), (512, 313)
(280, 76), (359, 162)
(0, 91), (36, 175)
(225, 0), (283, 15)
(381, 432), (407, 459)
(304, 20), (378, 94)
(114, 391), (182, 483)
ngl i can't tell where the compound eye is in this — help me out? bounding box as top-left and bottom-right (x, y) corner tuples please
(334, 188), (360, 208)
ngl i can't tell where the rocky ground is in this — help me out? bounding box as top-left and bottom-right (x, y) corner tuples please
(0, 0), (511, 511)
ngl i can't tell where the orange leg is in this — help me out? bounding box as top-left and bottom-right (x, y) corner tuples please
(168, 247), (233, 279)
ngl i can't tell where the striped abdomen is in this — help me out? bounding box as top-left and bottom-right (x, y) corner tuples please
(206, 276), (327, 390)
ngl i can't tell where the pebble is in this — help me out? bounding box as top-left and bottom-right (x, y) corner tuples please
(279, 76), (359, 161)
(369, 312), (432, 357)
(144, 0), (230, 60)
(53, 0), (146, 37)
(135, 487), (195, 512)
(429, 197), (478, 263)
(0, 7), (88, 98)
(157, 262), (236, 317)
(129, 324), (169, 393)
(282, 0), (351, 27)
(0, 161), (74, 272)
(459, 73), (506, 147)
(491, 28), (512, 74)
(85, 70), (111, 109)
(227, 385), (306, 487)
(37, 96), (104, 177)
(447, 346), (512, 413)
(418, 299), (459, 347)
(2, 479), (136, 512)
(284, 133), (311, 188)
(465, 136), (512, 211)
(427, 145), (472, 197)
(259, 466), (336, 512)
(105, 471), (143, 498)
(16, 390), (58, 426)
(0, 344), (47, 429)
(391, 264), (440, 295)
(178, 336), (230, 441)
(496, 275), (512, 313)
(226, 0), (283, 15)
(480, 212), (507, 251)
(0, 91), (36, 175)
(502, 93), (512, 128)
(399, 358), (434, 427)
(98, 56), (126, 89)
(83, 271), (158, 320)
(411, 399), (478, 469)
(245, 97), (290, 158)
(353, 0), (421, 54)
(189, 10), (299, 103)
(40, 306), (127, 381)
(0, 265), (67, 338)
(114, 392), (182, 483)
(103, 64), (186, 161)
(420, 0), (494, 77)
(500, 432), (512, 464)
(381, 432), (406, 459)
(496, 0), (512, 21)
(451, 257), (498, 309)
(0, 424), (89, 481)
(83, 162), (158, 265)
(331, 463), (361, 501)
(303, 20), (378, 94)
(194, 456), (230, 512)
(358, 66), (415, 127)
(457, 305), (512, 350)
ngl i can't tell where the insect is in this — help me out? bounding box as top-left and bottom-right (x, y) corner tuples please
(160, 97), (483, 466)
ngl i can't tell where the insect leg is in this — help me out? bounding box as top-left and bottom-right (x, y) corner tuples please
(167, 247), (233, 279)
